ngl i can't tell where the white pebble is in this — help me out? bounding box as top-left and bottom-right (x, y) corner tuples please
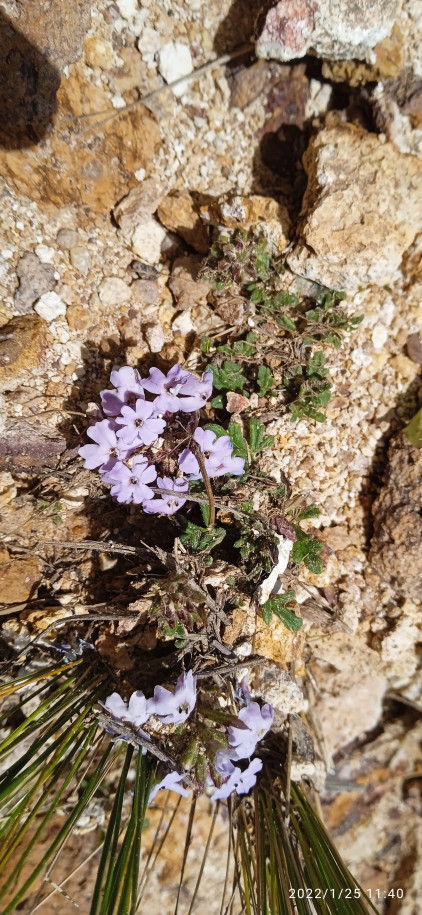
(35, 244), (55, 263)
(131, 219), (167, 265)
(144, 323), (165, 353)
(98, 277), (131, 307)
(135, 168), (146, 181)
(70, 246), (90, 274)
(372, 323), (388, 353)
(34, 291), (66, 322)
(157, 42), (193, 96)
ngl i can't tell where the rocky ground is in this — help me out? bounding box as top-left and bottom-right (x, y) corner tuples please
(1, 0), (422, 913)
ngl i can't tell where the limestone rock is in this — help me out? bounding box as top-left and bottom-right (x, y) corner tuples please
(287, 125), (422, 290)
(201, 194), (291, 255)
(0, 556), (41, 605)
(113, 179), (165, 234)
(322, 24), (404, 85)
(370, 433), (422, 600)
(98, 277), (131, 307)
(0, 315), (47, 393)
(14, 252), (56, 314)
(157, 191), (210, 254)
(157, 42), (193, 95)
(34, 291), (66, 322)
(256, 0), (401, 64)
(168, 256), (212, 310)
(312, 667), (386, 757)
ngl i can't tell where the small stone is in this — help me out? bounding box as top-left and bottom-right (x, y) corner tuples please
(168, 255), (212, 309)
(0, 315), (47, 393)
(144, 322), (165, 353)
(34, 291), (66, 322)
(156, 190), (210, 254)
(172, 310), (194, 335)
(131, 279), (159, 306)
(113, 178), (164, 233)
(0, 472), (17, 507)
(0, 557), (41, 604)
(34, 244), (55, 264)
(372, 323), (388, 352)
(14, 252), (56, 314)
(66, 303), (92, 331)
(226, 392), (250, 413)
(230, 60), (270, 109)
(98, 277), (131, 307)
(56, 228), (79, 250)
(84, 36), (115, 70)
(69, 246), (91, 274)
(157, 42), (193, 95)
(406, 332), (422, 365)
(131, 219), (168, 265)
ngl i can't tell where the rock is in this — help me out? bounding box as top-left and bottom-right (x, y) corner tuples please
(14, 252), (56, 314)
(0, 93), (161, 214)
(229, 60), (271, 109)
(131, 279), (159, 307)
(144, 323), (165, 353)
(69, 246), (90, 274)
(312, 667), (386, 757)
(157, 42), (193, 95)
(156, 190), (210, 254)
(0, 472), (17, 507)
(201, 194), (290, 255)
(256, 0), (401, 64)
(0, 315), (47, 393)
(84, 36), (115, 70)
(0, 556), (41, 605)
(370, 433), (422, 600)
(34, 245), (55, 264)
(287, 125), (422, 290)
(168, 256), (212, 310)
(207, 290), (249, 325)
(226, 392), (250, 413)
(98, 277), (131, 307)
(9, 0), (91, 70)
(0, 420), (67, 473)
(56, 228), (79, 250)
(113, 178), (165, 234)
(321, 24), (404, 85)
(34, 291), (66, 322)
(131, 219), (168, 265)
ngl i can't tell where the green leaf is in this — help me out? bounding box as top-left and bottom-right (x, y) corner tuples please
(209, 360), (247, 392)
(204, 423), (227, 439)
(262, 593), (301, 631)
(295, 504), (321, 521)
(200, 337), (214, 354)
(211, 395), (224, 408)
(200, 502), (210, 526)
(277, 314), (297, 332)
(404, 406), (422, 447)
(262, 604), (273, 625)
(249, 417), (274, 458)
(251, 286), (264, 303)
(304, 554), (324, 574)
(307, 351), (328, 377)
(228, 421), (249, 462)
(257, 365), (275, 396)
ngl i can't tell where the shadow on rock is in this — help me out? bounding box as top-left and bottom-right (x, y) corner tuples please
(0, 8), (61, 149)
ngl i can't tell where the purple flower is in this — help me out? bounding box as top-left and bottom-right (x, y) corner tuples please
(147, 670), (197, 725)
(101, 366), (145, 417)
(116, 399), (166, 447)
(141, 365), (213, 414)
(103, 455), (157, 504)
(228, 702), (275, 759)
(148, 771), (191, 804)
(78, 420), (134, 472)
(142, 476), (189, 515)
(102, 690), (149, 728)
(211, 758), (263, 801)
(214, 749), (238, 775)
(178, 427), (245, 480)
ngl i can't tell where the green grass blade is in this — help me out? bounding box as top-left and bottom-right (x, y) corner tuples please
(90, 744), (134, 915)
(1, 735), (115, 914)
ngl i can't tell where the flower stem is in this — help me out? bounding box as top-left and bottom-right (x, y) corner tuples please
(190, 442), (215, 529)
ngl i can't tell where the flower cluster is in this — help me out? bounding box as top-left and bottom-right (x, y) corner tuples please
(79, 364), (244, 514)
(100, 671), (274, 806)
(210, 699), (274, 801)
